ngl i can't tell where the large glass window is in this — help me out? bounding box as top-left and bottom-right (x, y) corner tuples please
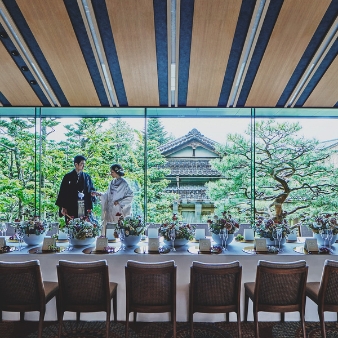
(0, 107), (338, 229)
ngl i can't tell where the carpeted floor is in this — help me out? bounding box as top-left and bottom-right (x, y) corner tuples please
(1, 320), (338, 337)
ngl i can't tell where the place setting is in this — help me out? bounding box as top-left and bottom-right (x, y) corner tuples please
(82, 237), (121, 254)
(188, 237), (224, 255)
(242, 238), (282, 255)
(28, 237), (67, 254)
(134, 237), (170, 254)
(294, 231), (336, 255)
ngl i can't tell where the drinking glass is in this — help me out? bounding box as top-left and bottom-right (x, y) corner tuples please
(327, 229), (333, 250)
(320, 229), (328, 247)
(118, 229), (126, 251)
(219, 229), (224, 249)
(273, 230), (278, 247)
(223, 228), (228, 251)
(16, 228), (24, 251)
(66, 228), (73, 251)
(169, 229), (176, 252)
(276, 229), (283, 252)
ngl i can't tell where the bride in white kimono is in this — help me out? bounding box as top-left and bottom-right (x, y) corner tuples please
(94, 164), (133, 234)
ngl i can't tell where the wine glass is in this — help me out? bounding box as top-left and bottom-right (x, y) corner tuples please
(327, 229), (333, 250)
(276, 229), (283, 252)
(320, 229), (328, 247)
(169, 228), (176, 252)
(118, 229), (126, 251)
(16, 228), (24, 251)
(273, 230), (278, 247)
(66, 228), (73, 251)
(223, 228), (228, 251)
(219, 229), (225, 250)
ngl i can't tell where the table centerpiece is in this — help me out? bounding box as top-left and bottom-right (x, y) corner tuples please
(252, 215), (291, 246)
(115, 214), (147, 246)
(159, 214), (195, 247)
(14, 216), (50, 246)
(207, 211), (239, 245)
(301, 213), (338, 246)
(64, 211), (101, 246)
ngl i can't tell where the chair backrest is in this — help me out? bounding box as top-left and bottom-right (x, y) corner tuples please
(255, 260), (308, 306)
(319, 259), (338, 306)
(190, 261), (242, 307)
(57, 260), (109, 310)
(125, 260), (176, 307)
(0, 260), (45, 311)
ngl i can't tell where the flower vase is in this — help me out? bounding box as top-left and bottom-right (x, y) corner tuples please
(265, 237), (286, 247)
(70, 237), (96, 246)
(123, 235), (141, 247)
(163, 238), (189, 247)
(211, 233), (234, 246)
(313, 233), (337, 246)
(23, 233), (46, 246)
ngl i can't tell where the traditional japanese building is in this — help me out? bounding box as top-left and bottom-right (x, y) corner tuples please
(158, 128), (222, 223)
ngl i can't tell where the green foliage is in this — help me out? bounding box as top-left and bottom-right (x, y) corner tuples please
(0, 116), (172, 224)
(207, 120), (338, 220)
(146, 118), (172, 145)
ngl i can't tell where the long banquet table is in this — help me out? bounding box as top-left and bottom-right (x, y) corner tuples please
(0, 236), (336, 323)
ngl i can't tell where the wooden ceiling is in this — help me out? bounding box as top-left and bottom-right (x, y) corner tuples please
(0, 0), (337, 108)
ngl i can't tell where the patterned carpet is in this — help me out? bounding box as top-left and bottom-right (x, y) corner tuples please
(1, 320), (338, 338)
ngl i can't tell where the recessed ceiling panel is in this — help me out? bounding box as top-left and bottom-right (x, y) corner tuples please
(0, 42), (41, 106)
(16, 0), (100, 106)
(187, 0), (241, 106)
(106, 0), (159, 106)
(246, 0), (331, 107)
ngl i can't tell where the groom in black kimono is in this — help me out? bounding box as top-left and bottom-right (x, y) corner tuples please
(56, 155), (96, 221)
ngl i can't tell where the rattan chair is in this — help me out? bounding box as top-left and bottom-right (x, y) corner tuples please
(0, 260), (58, 338)
(306, 259), (338, 338)
(244, 260), (308, 338)
(125, 260), (177, 338)
(56, 260), (117, 338)
(189, 261), (242, 338)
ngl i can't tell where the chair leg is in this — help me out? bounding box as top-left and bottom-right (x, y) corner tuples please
(226, 312), (230, 322)
(76, 312), (80, 323)
(0, 310), (2, 322)
(319, 308), (326, 338)
(105, 312), (110, 338)
(113, 293), (117, 322)
(133, 311), (137, 322)
(38, 311), (45, 338)
(237, 312), (242, 338)
(253, 307), (259, 338)
(244, 292), (249, 322)
(189, 312), (194, 338)
(20, 312), (25, 322)
(58, 312), (64, 338)
(172, 310), (176, 338)
(125, 312), (129, 338)
(300, 309), (306, 338)
(281, 312), (285, 322)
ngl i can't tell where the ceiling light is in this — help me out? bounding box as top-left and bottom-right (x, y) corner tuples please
(0, 31), (7, 38)
(21, 65), (28, 71)
(29, 80), (36, 85)
(10, 50), (19, 56)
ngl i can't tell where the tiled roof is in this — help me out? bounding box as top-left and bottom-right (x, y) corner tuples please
(159, 128), (219, 155)
(164, 159), (221, 177)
